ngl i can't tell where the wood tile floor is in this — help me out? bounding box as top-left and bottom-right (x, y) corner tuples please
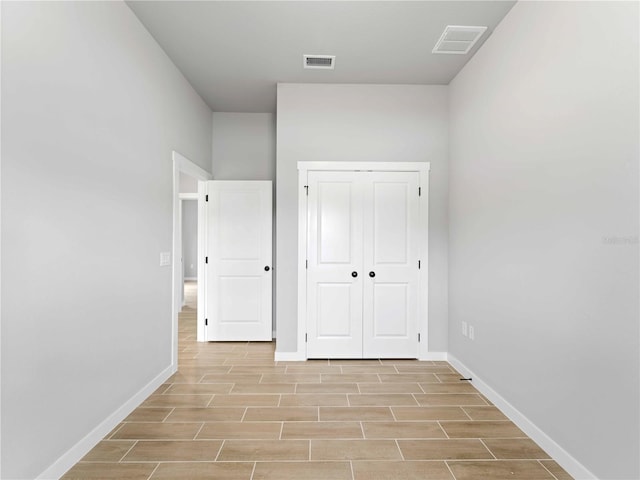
(62, 282), (574, 480)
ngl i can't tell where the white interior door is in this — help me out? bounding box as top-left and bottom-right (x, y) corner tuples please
(206, 181), (272, 341)
(362, 172), (420, 358)
(306, 170), (420, 358)
(307, 171), (363, 358)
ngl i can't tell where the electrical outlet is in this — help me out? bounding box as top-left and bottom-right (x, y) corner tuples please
(462, 321), (468, 337)
(468, 325), (475, 341)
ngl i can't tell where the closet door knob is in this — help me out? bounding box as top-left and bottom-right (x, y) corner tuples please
(351, 271), (358, 278)
(264, 266), (270, 271)
(369, 271), (376, 278)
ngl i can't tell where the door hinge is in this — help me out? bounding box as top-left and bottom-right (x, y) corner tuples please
(418, 260), (421, 269)
(418, 333), (421, 342)
(305, 259), (308, 269)
(305, 333), (308, 343)
(304, 185), (309, 196)
(205, 318), (208, 326)
(205, 256), (208, 264)
(205, 194), (208, 202)
(418, 187), (422, 197)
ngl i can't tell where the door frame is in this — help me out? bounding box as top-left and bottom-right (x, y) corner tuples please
(172, 151), (211, 364)
(297, 161), (431, 360)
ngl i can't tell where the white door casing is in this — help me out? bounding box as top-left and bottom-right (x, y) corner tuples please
(298, 162), (430, 360)
(205, 181), (272, 341)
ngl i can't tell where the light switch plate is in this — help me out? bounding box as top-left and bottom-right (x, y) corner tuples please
(160, 252), (171, 266)
(462, 321), (468, 337)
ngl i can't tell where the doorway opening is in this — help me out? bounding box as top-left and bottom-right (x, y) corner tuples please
(171, 151), (211, 369)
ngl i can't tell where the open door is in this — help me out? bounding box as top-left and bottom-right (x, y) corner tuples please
(204, 181), (272, 341)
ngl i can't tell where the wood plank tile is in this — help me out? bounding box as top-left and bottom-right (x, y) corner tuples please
(321, 373), (381, 383)
(124, 407), (172, 422)
(260, 373), (321, 383)
(348, 393), (418, 406)
(141, 394), (212, 408)
(539, 460), (574, 480)
(231, 383), (296, 394)
(419, 383), (479, 394)
(296, 383), (359, 394)
(200, 374), (262, 383)
(80, 441), (135, 462)
(398, 439), (494, 460)
(253, 462), (352, 480)
(392, 407), (470, 421)
(217, 440), (309, 461)
(196, 422), (282, 439)
(244, 406), (318, 421)
(163, 383), (233, 394)
(149, 462), (253, 480)
(281, 421), (363, 439)
(62, 463), (157, 480)
(122, 440), (222, 461)
(362, 421), (447, 439)
(352, 461), (454, 480)
(111, 423), (202, 440)
(439, 420), (526, 438)
(379, 373), (440, 383)
(163, 407), (245, 422)
(279, 394), (348, 406)
(483, 439), (551, 459)
(462, 406), (508, 420)
(447, 460), (555, 479)
(413, 394), (489, 406)
(311, 439), (402, 460)
(210, 394), (280, 407)
(320, 406), (394, 421)
(358, 383), (423, 394)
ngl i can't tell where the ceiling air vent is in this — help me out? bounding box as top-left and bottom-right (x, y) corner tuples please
(432, 25), (488, 54)
(303, 55), (336, 70)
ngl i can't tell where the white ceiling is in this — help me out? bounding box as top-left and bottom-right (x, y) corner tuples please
(127, 1), (516, 113)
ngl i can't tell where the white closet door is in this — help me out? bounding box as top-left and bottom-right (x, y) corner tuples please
(362, 172), (420, 358)
(206, 181), (272, 341)
(307, 171), (364, 358)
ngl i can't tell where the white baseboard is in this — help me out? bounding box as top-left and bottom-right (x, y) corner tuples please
(274, 351), (449, 362)
(274, 351), (306, 361)
(36, 364), (176, 480)
(447, 354), (596, 480)
(419, 351), (448, 361)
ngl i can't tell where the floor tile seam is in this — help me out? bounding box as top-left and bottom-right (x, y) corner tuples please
(477, 438), (498, 459)
(249, 461), (257, 480)
(444, 460), (458, 480)
(119, 440), (139, 463)
(538, 460), (562, 480)
(214, 439), (225, 461)
(142, 462), (161, 480)
(192, 422), (206, 440)
(162, 407), (177, 423)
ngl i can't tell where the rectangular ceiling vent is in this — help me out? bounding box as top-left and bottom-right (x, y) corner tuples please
(432, 25), (488, 54)
(303, 55), (335, 70)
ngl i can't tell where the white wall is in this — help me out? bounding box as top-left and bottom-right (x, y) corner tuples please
(276, 84), (448, 354)
(1, 2), (212, 478)
(212, 112), (276, 181)
(182, 200), (198, 279)
(448, 2), (639, 479)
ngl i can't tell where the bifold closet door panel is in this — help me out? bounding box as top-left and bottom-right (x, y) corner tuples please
(362, 172), (420, 358)
(306, 171), (364, 358)
(206, 181), (272, 341)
